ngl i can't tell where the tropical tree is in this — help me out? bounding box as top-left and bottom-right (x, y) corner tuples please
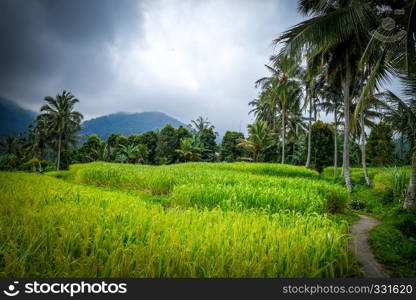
(176, 137), (201, 162)
(189, 116), (218, 161)
(350, 0), (416, 208)
(318, 76), (343, 177)
(254, 56), (303, 164)
(136, 131), (158, 164)
(237, 121), (274, 162)
(274, 0), (379, 192)
(220, 131), (245, 161)
(366, 121), (396, 166)
(38, 91), (83, 170)
(310, 121), (335, 173)
(156, 124), (178, 164)
(190, 116), (217, 134)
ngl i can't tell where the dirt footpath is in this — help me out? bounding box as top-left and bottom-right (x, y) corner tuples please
(349, 214), (389, 278)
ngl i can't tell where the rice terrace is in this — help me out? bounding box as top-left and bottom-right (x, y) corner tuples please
(0, 0), (415, 283)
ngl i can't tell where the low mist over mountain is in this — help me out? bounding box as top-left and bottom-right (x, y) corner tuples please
(81, 112), (186, 140)
(0, 97), (36, 138)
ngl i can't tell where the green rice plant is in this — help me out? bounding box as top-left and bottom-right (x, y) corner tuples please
(323, 167), (383, 184)
(72, 162), (347, 213)
(171, 178), (347, 214)
(0, 172), (355, 278)
(205, 162), (320, 178)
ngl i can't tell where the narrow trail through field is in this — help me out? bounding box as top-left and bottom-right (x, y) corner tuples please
(349, 214), (389, 278)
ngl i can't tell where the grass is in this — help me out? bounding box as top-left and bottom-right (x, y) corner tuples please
(0, 171), (356, 277)
(72, 162), (347, 214)
(369, 225), (416, 277)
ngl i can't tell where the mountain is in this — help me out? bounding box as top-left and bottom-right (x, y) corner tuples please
(0, 97), (37, 138)
(81, 112), (187, 140)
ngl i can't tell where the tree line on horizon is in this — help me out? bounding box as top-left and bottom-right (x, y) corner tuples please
(0, 0), (415, 210)
(0, 89), (402, 171)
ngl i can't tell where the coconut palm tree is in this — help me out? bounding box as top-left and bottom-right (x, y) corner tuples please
(274, 0), (376, 192)
(255, 56), (303, 164)
(38, 91), (83, 170)
(190, 116), (217, 135)
(318, 74), (343, 177)
(352, 0), (416, 209)
(176, 137), (201, 162)
(303, 61), (324, 168)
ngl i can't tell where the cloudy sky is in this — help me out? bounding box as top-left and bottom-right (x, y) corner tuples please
(0, 0), (303, 135)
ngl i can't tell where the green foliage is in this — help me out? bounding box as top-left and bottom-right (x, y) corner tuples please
(367, 122), (395, 167)
(189, 117), (218, 162)
(369, 225), (416, 277)
(198, 128), (217, 161)
(119, 144), (148, 164)
(107, 133), (128, 149)
(136, 131), (158, 164)
(0, 154), (20, 171)
(20, 157), (48, 172)
(175, 138), (201, 162)
(310, 121), (334, 172)
(220, 131), (245, 162)
(176, 126), (192, 142)
(156, 125), (178, 164)
(238, 121), (274, 162)
(373, 167), (410, 202)
(76, 134), (106, 163)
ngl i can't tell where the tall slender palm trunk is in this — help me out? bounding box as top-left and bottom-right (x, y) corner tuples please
(56, 133), (62, 171)
(360, 113), (371, 187)
(281, 110), (285, 164)
(305, 95), (312, 168)
(404, 148), (416, 211)
(334, 109), (338, 178)
(342, 54), (352, 193)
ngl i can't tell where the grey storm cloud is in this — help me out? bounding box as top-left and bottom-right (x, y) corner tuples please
(0, 0), (301, 135)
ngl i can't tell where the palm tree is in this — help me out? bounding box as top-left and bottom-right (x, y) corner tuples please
(255, 56), (303, 164)
(352, 0), (416, 209)
(274, 0), (376, 192)
(38, 91), (83, 170)
(176, 137), (201, 162)
(190, 116), (217, 135)
(318, 75), (343, 177)
(237, 121), (274, 162)
(304, 61), (323, 168)
(0, 135), (21, 156)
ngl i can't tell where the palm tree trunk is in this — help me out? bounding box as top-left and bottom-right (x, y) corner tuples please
(400, 134), (404, 161)
(281, 111), (285, 164)
(342, 53), (352, 193)
(334, 109), (338, 178)
(305, 95), (312, 168)
(56, 133), (62, 171)
(404, 148), (416, 211)
(360, 113), (371, 187)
